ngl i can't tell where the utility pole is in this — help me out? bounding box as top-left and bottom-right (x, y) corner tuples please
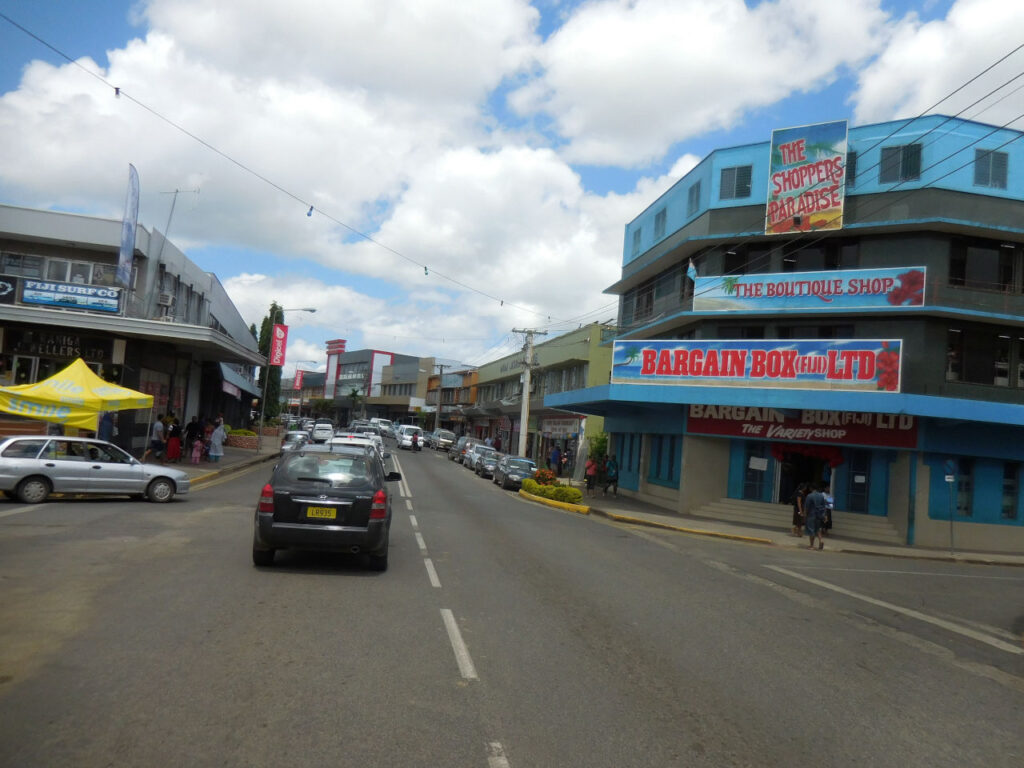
(433, 364), (446, 433)
(512, 328), (546, 457)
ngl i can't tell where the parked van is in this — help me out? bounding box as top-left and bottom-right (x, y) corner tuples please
(370, 417), (394, 438)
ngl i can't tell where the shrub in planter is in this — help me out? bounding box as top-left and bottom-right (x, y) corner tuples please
(533, 468), (557, 485)
(231, 429), (257, 437)
(551, 486), (583, 504)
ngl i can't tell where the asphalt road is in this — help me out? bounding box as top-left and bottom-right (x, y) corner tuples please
(1, 445), (1022, 767)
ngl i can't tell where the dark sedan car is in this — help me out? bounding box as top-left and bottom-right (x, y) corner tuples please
(473, 447), (500, 478)
(280, 430), (311, 453)
(252, 444), (401, 570)
(492, 455), (537, 490)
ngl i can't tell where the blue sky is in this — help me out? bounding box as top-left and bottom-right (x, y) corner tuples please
(0, 0), (1015, 373)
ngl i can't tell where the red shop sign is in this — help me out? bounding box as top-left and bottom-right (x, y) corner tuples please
(687, 405), (918, 449)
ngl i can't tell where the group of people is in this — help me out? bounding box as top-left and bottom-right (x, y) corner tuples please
(790, 482), (834, 550)
(583, 454), (619, 498)
(143, 413), (228, 465)
(547, 444), (574, 477)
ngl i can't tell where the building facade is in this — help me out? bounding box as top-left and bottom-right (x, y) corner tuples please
(0, 204), (262, 447)
(549, 115), (1024, 553)
(474, 323), (614, 464)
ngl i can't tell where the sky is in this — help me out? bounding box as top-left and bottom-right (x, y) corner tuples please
(2, 0), (1023, 377)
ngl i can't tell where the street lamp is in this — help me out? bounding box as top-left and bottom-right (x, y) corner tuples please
(256, 307), (317, 452)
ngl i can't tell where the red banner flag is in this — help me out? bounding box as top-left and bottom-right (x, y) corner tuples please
(293, 369), (304, 390)
(269, 324), (288, 366)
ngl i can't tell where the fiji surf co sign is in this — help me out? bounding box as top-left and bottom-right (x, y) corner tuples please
(611, 339), (902, 392)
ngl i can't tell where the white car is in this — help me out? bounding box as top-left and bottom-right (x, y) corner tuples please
(311, 422), (334, 443)
(396, 425), (423, 449)
(330, 433), (388, 461)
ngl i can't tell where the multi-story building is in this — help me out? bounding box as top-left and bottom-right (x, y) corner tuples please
(281, 370), (325, 419)
(0, 204), (262, 446)
(321, 344), (418, 424)
(472, 323), (614, 463)
(425, 367), (478, 433)
(374, 357), (434, 426)
(550, 115), (1024, 553)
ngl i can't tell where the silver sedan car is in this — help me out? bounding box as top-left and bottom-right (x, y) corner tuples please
(0, 435), (191, 503)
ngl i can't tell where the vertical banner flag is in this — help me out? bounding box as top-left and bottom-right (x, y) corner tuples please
(116, 164), (140, 287)
(269, 324), (288, 366)
(293, 369), (304, 390)
(687, 259), (698, 282)
(766, 120), (847, 236)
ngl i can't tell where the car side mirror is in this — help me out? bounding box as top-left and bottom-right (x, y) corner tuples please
(386, 471), (402, 482)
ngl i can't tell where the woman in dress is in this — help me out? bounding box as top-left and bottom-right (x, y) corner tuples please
(208, 420), (227, 463)
(165, 417), (182, 463)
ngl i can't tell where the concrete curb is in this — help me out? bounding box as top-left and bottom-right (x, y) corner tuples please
(190, 452), (278, 487)
(518, 489), (591, 515)
(590, 508), (775, 545)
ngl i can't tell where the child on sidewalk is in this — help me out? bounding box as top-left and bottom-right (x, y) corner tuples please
(191, 437), (204, 464)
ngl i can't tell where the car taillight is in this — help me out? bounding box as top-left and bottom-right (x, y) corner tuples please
(370, 489), (388, 519)
(258, 483), (275, 512)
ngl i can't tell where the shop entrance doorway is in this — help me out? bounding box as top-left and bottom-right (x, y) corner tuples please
(777, 450), (828, 506)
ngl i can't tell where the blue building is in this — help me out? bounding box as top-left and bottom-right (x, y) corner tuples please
(549, 115), (1024, 554)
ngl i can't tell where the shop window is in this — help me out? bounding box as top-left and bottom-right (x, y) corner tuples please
(974, 149), (1008, 189)
(949, 239), (1015, 292)
(879, 143), (922, 183)
(1, 252), (43, 277)
(631, 228), (642, 258)
(687, 181), (701, 217)
(654, 208), (666, 241)
(743, 442), (768, 500)
(720, 165), (752, 200)
(634, 280), (655, 322)
(47, 259), (70, 282)
(995, 335), (1010, 386)
(955, 458), (973, 517)
(1002, 462), (1019, 520)
(946, 329), (963, 381)
(846, 450), (870, 513)
(647, 434), (680, 488)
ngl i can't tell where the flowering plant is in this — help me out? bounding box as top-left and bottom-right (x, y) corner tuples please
(533, 468), (558, 485)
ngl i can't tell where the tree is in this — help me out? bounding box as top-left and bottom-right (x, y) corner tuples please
(257, 301), (284, 420)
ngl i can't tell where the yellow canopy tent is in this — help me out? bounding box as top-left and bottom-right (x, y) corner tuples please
(0, 358), (153, 431)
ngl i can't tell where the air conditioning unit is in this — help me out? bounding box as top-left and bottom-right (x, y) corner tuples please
(157, 292), (175, 307)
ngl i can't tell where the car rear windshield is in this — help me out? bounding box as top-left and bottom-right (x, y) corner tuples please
(438, 431), (455, 440)
(282, 455), (372, 486)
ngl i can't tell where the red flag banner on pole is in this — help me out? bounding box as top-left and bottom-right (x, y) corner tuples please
(269, 324), (288, 366)
(293, 370), (304, 390)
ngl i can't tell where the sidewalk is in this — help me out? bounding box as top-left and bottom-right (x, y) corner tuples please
(149, 443), (278, 486)
(575, 487), (1024, 567)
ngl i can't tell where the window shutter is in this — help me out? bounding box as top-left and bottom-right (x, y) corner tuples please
(903, 143), (922, 180)
(688, 181), (701, 216)
(992, 151), (1009, 188)
(880, 146), (901, 183)
(735, 165), (752, 198)
(974, 149), (990, 186)
(846, 151), (858, 187)
(720, 167), (737, 199)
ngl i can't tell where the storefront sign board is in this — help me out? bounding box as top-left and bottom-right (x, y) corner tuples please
(766, 120), (847, 235)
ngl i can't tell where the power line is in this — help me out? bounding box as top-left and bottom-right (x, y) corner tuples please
(0, 10), (568, 324)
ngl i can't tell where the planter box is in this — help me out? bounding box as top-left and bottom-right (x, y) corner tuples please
(225, 434), (259, 449)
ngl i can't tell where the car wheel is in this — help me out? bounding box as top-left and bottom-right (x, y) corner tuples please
(16, 476), (51, 504)
(367, 537), (389, 572)
(146, 477), (175, 503)
(252, 545), (275, 566)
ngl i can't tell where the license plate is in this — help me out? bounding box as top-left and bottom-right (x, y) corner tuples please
(306, 506), (337, 520)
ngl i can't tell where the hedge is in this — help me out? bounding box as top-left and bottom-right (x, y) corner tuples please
(521, 478), (583, 505)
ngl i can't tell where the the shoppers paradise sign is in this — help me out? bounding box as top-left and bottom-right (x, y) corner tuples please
(687, 405), (918, 448)
(766, 120), (847, 235)
(693, 267), (925, 312)
(612, 339), (901, 392)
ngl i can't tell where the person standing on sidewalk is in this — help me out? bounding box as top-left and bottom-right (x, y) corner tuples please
(208, 420), (227, 463)
(603, 455), (619, 497)
(142, 414), (166, 464)
(804, 483), (828, 550)
(584, 456), (598, 497)
(791, 483), (809, 537)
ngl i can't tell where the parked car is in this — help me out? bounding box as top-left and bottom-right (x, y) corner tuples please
(0, 435), (190, 503)
(432, 429), (456, 451)
(463, 442), (491, 469)
(493, 455), (537, 490)
(448, 436), (476, 462)
(369, 417), (394, 438)
(281, 430), (311, 453)
(396, 425), (424, 450)
(252, 443), (401, 570)
(331, 432), (388, 461)
(421, 431), (436, 449)
(310, 421), (334, 443)
(473, 447), (500, 478)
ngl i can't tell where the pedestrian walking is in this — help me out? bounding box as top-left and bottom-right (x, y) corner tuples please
(166, 417), (182, 463)
(804, 483), (828, 550)
(142, 414), (166, 463)
(584, 456), (598, 497)
(550, 445), (561, 476)
(603, 455), (619, 497)
(191, 437), (204, 464)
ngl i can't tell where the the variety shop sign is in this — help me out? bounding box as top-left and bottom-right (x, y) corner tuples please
(765, 119), (848, 235)
(687, 405), (918, 449)
(693, 266), (926, 312)
(611, 339), (901, 392)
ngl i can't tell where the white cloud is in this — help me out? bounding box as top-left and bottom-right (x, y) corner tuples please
(509, 0), (892, 166)
(851, 0), (1024, 126)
